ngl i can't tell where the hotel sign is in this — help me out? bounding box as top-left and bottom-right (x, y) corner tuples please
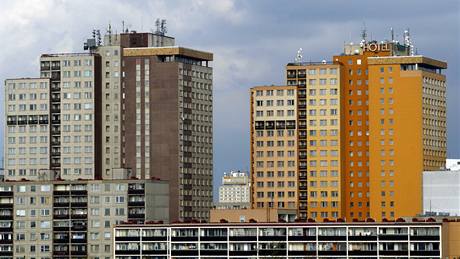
(363, 43), (390, 52)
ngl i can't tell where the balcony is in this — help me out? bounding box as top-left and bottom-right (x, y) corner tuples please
(70, 202), (87, 208)
(275, 121), (286, 129)
(128, 213), (145, 219)
(379, 234), (408, 241)
(287, 71), (297, 78)
(51, 71), (61, 80)
(53, 237), (69, 243)
(288, 250), (316, 256)
(71, 214), (87, 219)
(379, 250), (408, 256)
(128, 189), (144, 195)
(0, 203), (13, 209)
(70, 250), (87, 256)
(128, 201), (145, 207)
(54, 214), (70, 220)
(53, 190), (70, 196)
(265, 121), (275, 130)
(348, 250), (378, 256)
(229, 250), (257, 256)
(41, 62), (50, 70)
(39, 118), (49, 124)
(51, 61), (60, 70)
(71, 238), (86, 244)
(171, 250), (198, 256)
(254, 122), (264, 130)
(71, 223), (87, 231)
(286, 121), (296, 129)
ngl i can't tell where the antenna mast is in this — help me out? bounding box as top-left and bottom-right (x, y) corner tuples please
(295, 48), (303, 64)
(360, 22), (367, 46)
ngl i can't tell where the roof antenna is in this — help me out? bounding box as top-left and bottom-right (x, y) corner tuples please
(160, 19), (167, 35)
(295, 48), (303, 63)
(155, 18), (161, 34)
(360, 22), (367, 46)
(404, 28), (415, 56)
(390, 27), (395, 42)
(107, 23), (112, 45)
(122, 20), (125, 33)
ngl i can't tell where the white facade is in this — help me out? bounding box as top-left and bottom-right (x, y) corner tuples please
(423, 170), (460, 216)
(446, 159), (460, 171)
(218, 171), (250, 206)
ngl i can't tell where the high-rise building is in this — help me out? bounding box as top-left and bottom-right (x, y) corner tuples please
(251, 33), (447, 221)
(285, 62), (343, 220)
(333, 44), (393, 220)
(367, 55), (446, 220)
(250, 85), (298, 210)
(6, 52), (101, 181)
(120, 43), (213, 221)
(4, 29), (214, 222)
(218, 170), (250, 208)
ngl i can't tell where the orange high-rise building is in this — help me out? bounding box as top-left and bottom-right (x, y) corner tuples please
(252, 34), (447, 222)
(367, 56), (447, 220)
(333, 43), (394, 220)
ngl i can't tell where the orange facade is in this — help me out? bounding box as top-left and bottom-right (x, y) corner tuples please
(333, 49), (391, 220)
(367, 56), (446, 221)
(254, 42), (447, 222)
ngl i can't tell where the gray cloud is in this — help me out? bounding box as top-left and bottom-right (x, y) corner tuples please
(0, 0), (458, 199)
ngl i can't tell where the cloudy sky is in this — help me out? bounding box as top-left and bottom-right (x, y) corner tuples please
(0, 0), (459, 197)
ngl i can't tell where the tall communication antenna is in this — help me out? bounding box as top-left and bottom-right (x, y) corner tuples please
(155, 18), (167, 36)
(360, 22), (367, 46)
(107, 23), (112, 45)
(403, 28), (415, 56)
(390, 27), (395, 42)
(160, 19), (167, 35)
(295, 48), (303, 63)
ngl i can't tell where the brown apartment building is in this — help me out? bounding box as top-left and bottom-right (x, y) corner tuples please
(251, 36), (447, 222)
(121, 45), (213, 221)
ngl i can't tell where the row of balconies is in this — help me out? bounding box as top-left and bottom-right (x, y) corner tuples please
(254, 120), (296, 130)
(6, 115), (49, 125)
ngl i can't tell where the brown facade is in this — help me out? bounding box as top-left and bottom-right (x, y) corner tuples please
(119, 38), (213, 222)
(121, 56), (180, 221)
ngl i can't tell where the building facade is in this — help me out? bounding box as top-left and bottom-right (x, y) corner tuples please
(446, 159), (460, 171)
(5, 52), (102, 181)
(251, 36), (447, 222)
(4, 30), (213, 222)
(0, 179), (168, 259)
(367, 55), (447, 220)
(218, 170), (250, 208)
(120, 44), (213, 221)
(114, 221), (452, 258)
(250, 85), (298, 211)
(285, 62), (343, 220)
(423, 170), (460, 216)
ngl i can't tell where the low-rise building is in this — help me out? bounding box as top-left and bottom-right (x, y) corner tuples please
(0, 179), (168, 259)
(210, 208), (297, 223)
(423, 170), (460, 216)
(114, 220), (459, 258)
(446, 159), (460, 171)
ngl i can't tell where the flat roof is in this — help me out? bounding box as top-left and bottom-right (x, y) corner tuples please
(115, 221), (443, 228)
(251, 85), (296, 90)
(123, 46), (213, 61)
(368, 55), (447, 69)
